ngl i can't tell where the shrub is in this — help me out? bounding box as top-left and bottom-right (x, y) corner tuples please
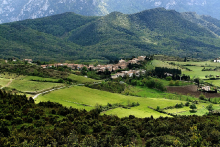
(185, 101), (190, 106)
(175, 80), (179, 86)
(199, 94), (205, 100)
(166, 76), (172, 81)
(175, 103), (184, 108)
(169, 80), (174, 86)
(190, 104), (197, 113)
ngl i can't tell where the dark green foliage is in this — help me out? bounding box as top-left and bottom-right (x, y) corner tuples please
(175, 103), (184, 108)
(2, 90), (220, 146)
(185, 101), (190, 106)
(199, 94), (205, 100)
(0, 64), (69, 79)
(86, 81), (125, 93)
(206, 104), (214, 113)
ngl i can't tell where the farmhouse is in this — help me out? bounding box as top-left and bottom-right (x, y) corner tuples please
(24, 59), (33, 63)
(214, 58), (220, 62)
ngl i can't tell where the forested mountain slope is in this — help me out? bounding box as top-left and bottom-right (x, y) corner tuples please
(1, 8), (220, 61)
(1, 0), (220, 23)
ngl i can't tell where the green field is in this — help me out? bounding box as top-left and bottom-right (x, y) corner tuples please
(23, 76), (59, 82)
(124, 86), (196, 101)
(36, 86), (197, 118)
(151, 60), (182, 69)
(9, 80), (63, 92)
(205, 80), (220, 87)
(0, 78), (10, 86)
(68, 74), (100, 84)
(182, 66), (220, 79)
(171, 61), (219, 67)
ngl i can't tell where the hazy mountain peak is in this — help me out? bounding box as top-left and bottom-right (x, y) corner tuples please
(0, 0), (220, 23)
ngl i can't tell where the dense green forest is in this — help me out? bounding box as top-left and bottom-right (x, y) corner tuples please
(1, 90), (220, 146)
(1, 8), (220, 61)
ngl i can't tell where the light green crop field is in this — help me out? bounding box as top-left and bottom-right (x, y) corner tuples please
(171, 61), (219, 67)
(165, 103), (220, 116)
(0, 78), (11, 87)
(152, 60), (182, 69)
(182, 66), (220, 79)
(68, 74), (100, 84)
(23, 76), (59, 82)
(102, 107), (170, 118)
(205, 80), (220, 87)
(9, 80), (63, 92)
(125, 86), (196, 101)
(36, 86), (190, 118)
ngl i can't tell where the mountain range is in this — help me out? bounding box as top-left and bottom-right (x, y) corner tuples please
(0, 0), (220, 24)
(1, 8), (220, 61)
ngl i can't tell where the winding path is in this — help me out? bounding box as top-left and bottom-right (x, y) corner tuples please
(33, 86), (65, 99)
(1, 79), (13, 89)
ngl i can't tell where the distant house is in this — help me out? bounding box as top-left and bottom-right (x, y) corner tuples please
(201, 86), (211, 91)
(24, 59), (33, 63)
(138, 56), (146, 61)
(41, 65), (47, 69)
(119, 59), (126, 64)
(214, 58), (220, 62)
(67, 64), (74, 69)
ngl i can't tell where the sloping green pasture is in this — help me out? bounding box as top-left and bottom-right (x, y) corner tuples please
(182, 66), (219, 79)
(9, 80), (63, 92)
(23, 76), (59, 82)
(0, 78), (10, 87)
(36, 86), (192, 118)
(68, 74), (100, 84)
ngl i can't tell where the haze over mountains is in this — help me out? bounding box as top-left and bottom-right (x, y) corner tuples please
(0, 0), (219, 24)
(1, 8), (220, 61)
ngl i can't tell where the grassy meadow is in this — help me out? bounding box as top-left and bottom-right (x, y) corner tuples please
(9, 80), (63, 92)
(0, 78), (11, 87)
(35, 86), (220, 118)
(68, 74), (100, 84)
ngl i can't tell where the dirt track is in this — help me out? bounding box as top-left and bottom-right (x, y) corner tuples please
(167, 85), (220, 98)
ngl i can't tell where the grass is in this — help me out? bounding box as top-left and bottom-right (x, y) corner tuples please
(171, 61), (219, 67)
(151, 60), (182, 69)
(124, 86), (196, 101)
(165, 102), (220, 116)
(36, 86), (193, 118)
(205, 80), (220, 87)
(182, 66), (219, 79)
(102, 107), (170, 118)
(23, 76), (59, 82)
(0, 78), (10, 87)
(9, 80), (63, 92)
(68, 74), (100, 84)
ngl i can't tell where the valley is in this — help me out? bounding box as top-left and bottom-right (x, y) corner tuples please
(1, 6), (220, 146)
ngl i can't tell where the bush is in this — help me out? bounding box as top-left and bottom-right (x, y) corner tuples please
(175, 103), (184, 108)
(169, 80), (174, 86)
(166, 76), (172, 81)
(185, 101), (190, 106)
(199, 94), (205, 100)
(175, 80), (179, 86)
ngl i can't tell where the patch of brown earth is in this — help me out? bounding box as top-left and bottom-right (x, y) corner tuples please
(167, 85), (220, 98)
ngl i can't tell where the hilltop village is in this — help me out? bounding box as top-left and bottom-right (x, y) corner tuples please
(40, 56), (148, 79)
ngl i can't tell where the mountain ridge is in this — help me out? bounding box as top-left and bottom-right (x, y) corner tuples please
(1, 0), (220, 24)
(1, 8), (220, 61)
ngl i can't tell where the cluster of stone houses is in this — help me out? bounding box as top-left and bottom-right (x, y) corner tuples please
(40, 56), (147, 79)
(111, 69), (146, 79)
(40, 56), (146, 71)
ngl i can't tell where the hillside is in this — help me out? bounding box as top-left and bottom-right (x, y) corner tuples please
(1, 8), (220, 61)
(1, 0), (220, 24)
